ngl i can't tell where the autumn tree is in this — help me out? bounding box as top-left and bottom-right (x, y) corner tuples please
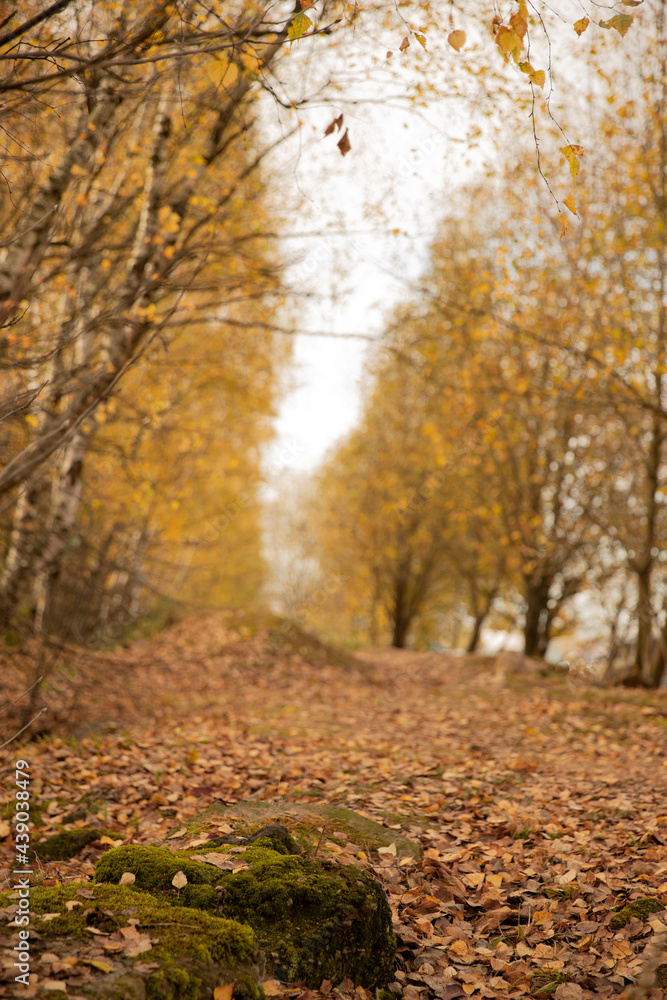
(309, 175), (616, 654)
(0, 0), (649, 648)
(513, 6), (667, 683)
(0, 0), (312, 636)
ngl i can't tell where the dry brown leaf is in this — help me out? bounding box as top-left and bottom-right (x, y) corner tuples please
(213, 985), (235, 1000)
(190, 852), (234, 867)
(337, 129), (351, 157)
(263, 981), (283, 997)
(554, 986), (584, 1000)
(168, 826), (187, 839)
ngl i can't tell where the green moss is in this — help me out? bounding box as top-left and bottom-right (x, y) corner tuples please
(181, 884), (218, 911)
(216, 844), (396, 988)
(95, 845), (217, 892)
(609, 897), (665, 930)
(146, 967), (201, 1000)
(30, 827), (123, 861)
(25, 882), (263, 999)
(232, 974), (266, 1000)
(94, 836), (396, 990)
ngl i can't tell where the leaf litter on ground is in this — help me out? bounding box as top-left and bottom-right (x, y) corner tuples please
(0, 611), (666, 998)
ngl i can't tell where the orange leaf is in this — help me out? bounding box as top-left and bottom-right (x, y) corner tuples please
(214, 986), (235, 1000)
(448, 30), (466, 52)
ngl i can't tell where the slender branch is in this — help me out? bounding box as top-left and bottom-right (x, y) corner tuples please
(0, 0), (75, 48)
(0, 676), (44, 718)
(0, 706), (48, 749)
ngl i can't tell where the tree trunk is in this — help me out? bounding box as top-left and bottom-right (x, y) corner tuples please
(635, 566), (654, 682)
(31, 430), (89, 634)
(0, 482), (44, 627)
(523, 577), (551, 657)
(466, 614), (484, 654)
(390, 566), (412, 648)
(391, 611), (412, 649)
(466, 584), (497, 653)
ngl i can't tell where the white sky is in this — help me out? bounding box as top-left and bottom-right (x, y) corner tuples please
(261, 47), (498, 473)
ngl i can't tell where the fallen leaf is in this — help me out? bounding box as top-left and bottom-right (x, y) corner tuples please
(80, 958), (114, 974)
(190, 852), (233, 867)
(102, 940), (125, 952)
(214, 985), (235, 1000)
(172, 870), (188, 888)
(449, 939), (469, 956)
(263, 981), (283, 997)
(120, 925), (152, 956)
(554, 985), (584, 1000)
(120, 871), (136, 885)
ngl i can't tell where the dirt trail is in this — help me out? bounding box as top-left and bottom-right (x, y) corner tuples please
(1, 613), (667, 998)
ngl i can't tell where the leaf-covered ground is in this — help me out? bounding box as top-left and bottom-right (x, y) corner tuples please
(1, 611), (667, 999)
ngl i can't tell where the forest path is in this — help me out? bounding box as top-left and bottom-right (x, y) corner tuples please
(1, 612), (667, 998)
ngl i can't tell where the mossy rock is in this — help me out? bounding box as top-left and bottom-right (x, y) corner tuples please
(29, 827), (123, 861)
(214, 843), (395, 987)
(95, 833), (396, 988)
(609, 896), (665, 930)
(0, 883), (264, 1000)
(179, 800), (422, 861)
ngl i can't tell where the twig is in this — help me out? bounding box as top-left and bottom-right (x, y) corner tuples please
(0, 706), (48, 749)
(313, 824), (328, 858)
(0, 675), (43, 718)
